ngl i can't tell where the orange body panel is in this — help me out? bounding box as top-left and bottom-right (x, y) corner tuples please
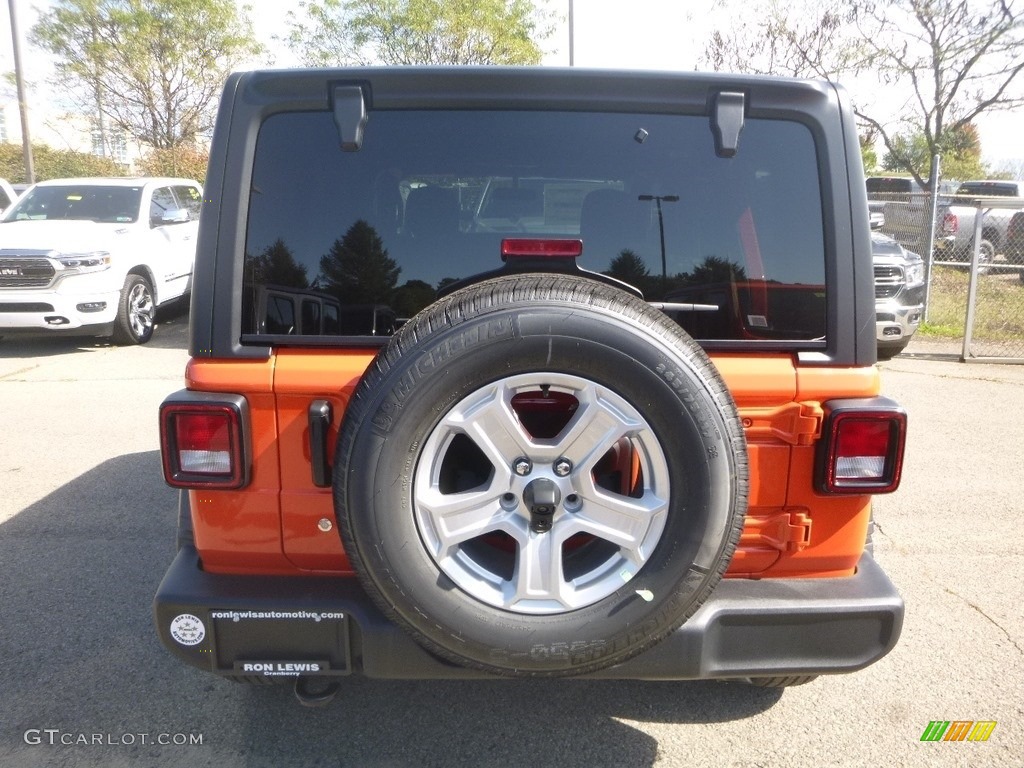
(720, 357), (880, 577)
(186, 351), (881, 579)
(185, 359), (291, 572)
(275, 349), (375, 571)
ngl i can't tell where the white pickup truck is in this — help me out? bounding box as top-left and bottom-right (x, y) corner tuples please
(0, 177), (202, 344)
(0, 179), (19, 214)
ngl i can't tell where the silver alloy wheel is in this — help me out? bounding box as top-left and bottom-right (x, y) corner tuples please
(127, 281), (154, 339)
(413, 372), (670, 615)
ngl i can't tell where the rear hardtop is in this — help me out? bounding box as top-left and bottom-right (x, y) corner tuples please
(192, 67), (874, 366)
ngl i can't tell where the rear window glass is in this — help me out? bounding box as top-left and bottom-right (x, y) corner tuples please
(956, 182), (1019, 197)
(244, 109), (826, 343)
(866, 177), (919, 195)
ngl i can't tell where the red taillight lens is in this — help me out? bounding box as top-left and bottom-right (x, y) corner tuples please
(942, 212), (959, 235)
(501, 238), (583, 260)
(835, 418), (894, 480)
(175, 413), (233, 474)
(817, 400), (907, 494)
(161, 401), (247, 489)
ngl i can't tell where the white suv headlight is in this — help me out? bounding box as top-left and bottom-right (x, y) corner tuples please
(56, 252), (112, 275)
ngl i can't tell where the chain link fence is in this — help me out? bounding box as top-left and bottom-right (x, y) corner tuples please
(868, 180), (1024, 364)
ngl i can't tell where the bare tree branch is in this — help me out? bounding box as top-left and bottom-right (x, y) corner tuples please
(701, 0), (1024, 184)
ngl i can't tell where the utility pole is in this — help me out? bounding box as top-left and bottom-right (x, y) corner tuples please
(8, 0), (35, 183)
(568, 0), (574, 66)
(91, 20), (108, 158)
(638, 194), (680, 294)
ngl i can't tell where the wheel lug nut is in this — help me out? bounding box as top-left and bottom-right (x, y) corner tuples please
(553, 458), (573, 477)
(513, 458), (533, 476)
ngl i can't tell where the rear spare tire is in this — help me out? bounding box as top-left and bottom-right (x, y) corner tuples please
(334, 275), (748, 677)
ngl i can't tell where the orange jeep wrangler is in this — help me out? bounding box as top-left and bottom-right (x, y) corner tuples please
(155, 68), (905, 702)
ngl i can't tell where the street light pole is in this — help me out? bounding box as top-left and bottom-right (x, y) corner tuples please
(8, 0), (36, 184)
(568, 0), (574, 66)
(638, 194), (679, 295)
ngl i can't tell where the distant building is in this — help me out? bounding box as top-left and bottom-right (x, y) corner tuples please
(0, 96), (142, 175)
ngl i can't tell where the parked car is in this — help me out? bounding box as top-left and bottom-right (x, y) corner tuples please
(0, 177), (202, 344)
(866, 176), (964, 257)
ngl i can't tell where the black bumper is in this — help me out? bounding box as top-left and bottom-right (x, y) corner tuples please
(154, 546), (903, 681)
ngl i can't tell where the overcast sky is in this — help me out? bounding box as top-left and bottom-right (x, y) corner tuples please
(244, 0), (1022, 167)
(3, 0), (1021, 167)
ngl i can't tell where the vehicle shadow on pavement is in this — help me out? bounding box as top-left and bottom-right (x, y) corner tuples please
(0, 300), (189, 359)
(0, 452), (782, 768)
(0, 334), (110, 359)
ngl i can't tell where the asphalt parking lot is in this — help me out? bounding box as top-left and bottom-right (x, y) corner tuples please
(1, 315), (1022, 768)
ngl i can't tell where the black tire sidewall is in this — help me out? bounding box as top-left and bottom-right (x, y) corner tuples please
(113, 274), (154, 345)
(339, 298), (744, 674)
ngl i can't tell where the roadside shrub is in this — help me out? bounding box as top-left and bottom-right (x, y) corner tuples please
(0, 142), (124, 182)
(137, 145), (209, 184)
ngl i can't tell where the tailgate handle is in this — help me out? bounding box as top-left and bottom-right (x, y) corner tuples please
(308, 400), (333, 488)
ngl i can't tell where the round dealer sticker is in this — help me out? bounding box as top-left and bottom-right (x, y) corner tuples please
(169, 614), (206, 646)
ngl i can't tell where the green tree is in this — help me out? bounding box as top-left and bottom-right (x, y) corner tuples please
(319, 220), (401, 304)
(606, 250), (649, 281)
(286, 0), (553, 66)
(702, 0), (1024, 189)
(253, 239), (310, 289)
(0, 142), (124, 182)
(860, 130), (878, 174)
(604, 249), (652, 294)
(137, 145), (211, 184)
(392, 279), (437, 318)
(681, 256), (747, 286)
(881, 124), (987, 181)
(991, 158), (1024, 180)
(31, 0), (261, 150)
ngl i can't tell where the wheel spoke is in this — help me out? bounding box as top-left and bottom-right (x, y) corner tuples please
(416, 487), (510, 550)
(445, 384), (534, 473)
(571, 484), (668, 555)
(509, 530), (567, 607)
(127, 283), (154, 337)
(554, 394), (642, 471)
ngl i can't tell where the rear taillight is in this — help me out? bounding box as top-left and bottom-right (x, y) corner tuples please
(501, 238), (583, 260)
(160, 396), (249, 489)
(941, 211), (959, 235)
(816, 398), (907, 494)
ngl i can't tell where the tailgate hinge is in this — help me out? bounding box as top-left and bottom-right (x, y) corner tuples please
(712, 91), (746, 158)
(332, 84), (369, 152)
(742, 510), (813, 553)
(741, 401), (823, 446)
